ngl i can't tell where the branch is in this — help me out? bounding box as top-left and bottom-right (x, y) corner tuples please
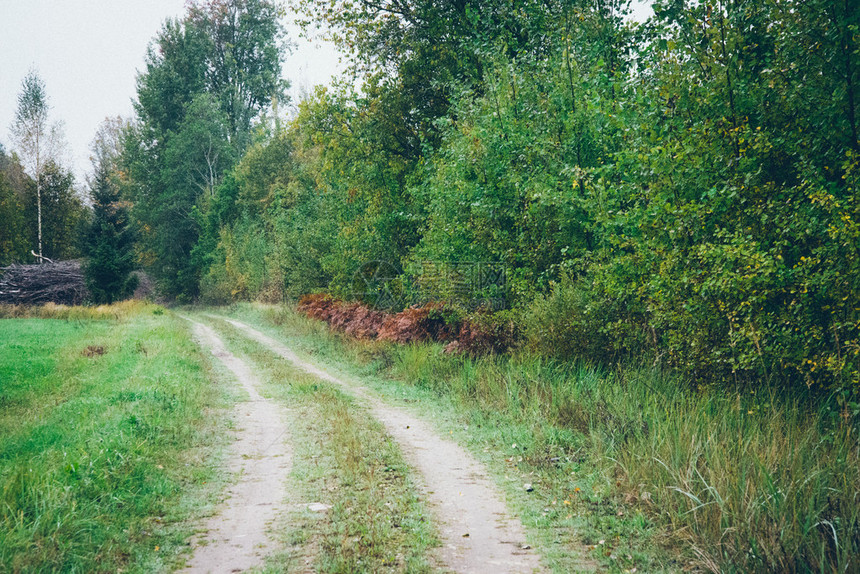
(31, 250), (54, 264)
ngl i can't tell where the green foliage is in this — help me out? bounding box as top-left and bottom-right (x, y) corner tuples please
(266, 184), (337, 299)
(136, 0), (860, 394)
(84, 157), (137, 303)
(199, 129), (339, 303)
(411, 46), (618, 300)
(291, 0), (614, 142)
(204, 0), (856, 395)
(0, 148), (29, 265)
(523, 272), (651, 363)
(566, 0), (860, 389)
(134, 18), (209, 137)
(9, 69), (79, 263)
(186, 0), (287, 146)
(217, 215), (271, 300)
(124, 0), (286, 300)
(26, 161), (85, 261)
(297, 86), (423, 296)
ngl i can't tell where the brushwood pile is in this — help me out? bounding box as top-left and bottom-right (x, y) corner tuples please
(0, 261), (88, 305)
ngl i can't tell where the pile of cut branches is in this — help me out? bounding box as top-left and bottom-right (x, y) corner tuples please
(0, 261), (88, 305)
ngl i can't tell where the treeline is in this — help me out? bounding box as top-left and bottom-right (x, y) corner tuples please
(179, 0), (856, 393)
(7, 0), (855, 393)
(2, 74), (133, 303)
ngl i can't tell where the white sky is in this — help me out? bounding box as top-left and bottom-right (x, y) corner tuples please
(0, 0), (344, 182)
(0, 1), (652, 183)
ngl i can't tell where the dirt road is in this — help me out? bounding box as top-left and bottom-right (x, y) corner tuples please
(218, 316), (544, 574)
(181, 319), (292, 573)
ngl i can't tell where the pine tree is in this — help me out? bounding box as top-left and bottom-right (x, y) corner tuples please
(84, 153), (136, 303)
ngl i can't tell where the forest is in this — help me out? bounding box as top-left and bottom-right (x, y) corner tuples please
(2, 0), (858, 396)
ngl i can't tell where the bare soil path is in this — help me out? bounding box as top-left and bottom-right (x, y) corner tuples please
(217, 316), (545, 574)
(181, 318), (292, 573)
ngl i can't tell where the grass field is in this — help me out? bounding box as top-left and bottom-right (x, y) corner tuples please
(0, 302), (232, 573)
(224, 303), (860, 574)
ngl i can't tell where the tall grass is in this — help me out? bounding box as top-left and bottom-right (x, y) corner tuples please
(613, 380), (860, 573)
(0, 300), (162, 320)
(254, 303), (860, 573)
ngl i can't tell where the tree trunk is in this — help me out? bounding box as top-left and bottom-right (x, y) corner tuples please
(36, 130), (43, 263)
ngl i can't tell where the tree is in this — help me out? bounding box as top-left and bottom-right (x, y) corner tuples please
(156, 94), (234, 296)
(0, 164), (27, 265)
(291, 0), (616, 153)
(88, 116), (127, 177)
(125, 0), (287, 298)
(9, 70), (67, 263)
(187, 0), (288, 148)
(84, 118), (137, 303)
(0, 144), (29, 264)
(134, 18), (209, 138)
(31, 161), (85, 261)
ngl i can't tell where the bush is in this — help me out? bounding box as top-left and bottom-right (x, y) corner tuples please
(199, 262), (233, 305)
(453, 309), (520, 355)
(523, 272), (652, 364)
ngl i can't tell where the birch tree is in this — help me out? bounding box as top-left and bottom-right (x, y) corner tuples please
(9, 70), (66, 263)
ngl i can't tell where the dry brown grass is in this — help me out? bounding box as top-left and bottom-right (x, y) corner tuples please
(0, 300), (161, 320)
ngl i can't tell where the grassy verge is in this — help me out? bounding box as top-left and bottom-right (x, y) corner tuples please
(221, 303), (859, 574)
(200, 315), (437, 573)
(0, 302), (232, 573)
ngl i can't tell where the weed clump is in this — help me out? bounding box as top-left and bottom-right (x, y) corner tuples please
(82, 345), (106, 357)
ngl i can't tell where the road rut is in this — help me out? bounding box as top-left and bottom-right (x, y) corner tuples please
(181, 318), (292, 573)
(218, 316), (544, 574)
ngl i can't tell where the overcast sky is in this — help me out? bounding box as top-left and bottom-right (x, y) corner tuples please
(1, 1), (651, 184)
(0, 0), (344, 182)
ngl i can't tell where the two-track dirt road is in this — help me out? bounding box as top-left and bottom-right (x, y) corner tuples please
(183, 313), (544, 573)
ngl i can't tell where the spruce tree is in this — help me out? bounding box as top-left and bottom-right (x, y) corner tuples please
(84, 158), (136, 303)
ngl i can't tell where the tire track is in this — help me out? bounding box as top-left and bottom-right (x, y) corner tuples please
(215, 315), (544, 574)
(180, 318), (292, 573)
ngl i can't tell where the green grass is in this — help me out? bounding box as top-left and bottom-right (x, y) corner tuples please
(221, 302), (860, 574)
(614, 379), (860, 573)
(0, 303), (232, 573)
(211, 304), (655, 572)
(197, 314), (438, 573)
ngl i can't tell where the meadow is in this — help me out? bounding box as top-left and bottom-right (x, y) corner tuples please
(0, 302), (231, 573)
(1, 300), (857, 573)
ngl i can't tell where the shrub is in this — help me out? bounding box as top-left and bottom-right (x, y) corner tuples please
(523, 272), (652, 363)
